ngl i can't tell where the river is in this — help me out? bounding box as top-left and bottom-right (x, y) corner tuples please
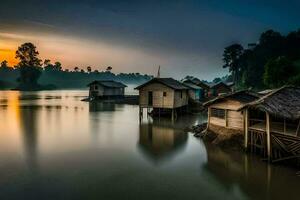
(0, 90), (299, 200)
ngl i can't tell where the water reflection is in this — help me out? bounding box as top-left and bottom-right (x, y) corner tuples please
(203, 142), (300, 200)
(89, 102), (116, 112)
(0, 90), (299, 200)
(19, 106), (39, 171)
(138, 118), (188, 164)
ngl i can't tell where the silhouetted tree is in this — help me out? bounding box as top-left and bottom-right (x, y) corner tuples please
(286, 30), (300, 59)
(15, 43), (42, 90)
(106, 66), (112, 72)
(16, 43), (42, 67)
(44, 59), (55, 71)
(263, 56), (297, 88)
(223, 44), (244, 85)
(0, 60), (9, 68)
(74, 67), (79, 72)
(87, 66), (92, 73)
(213, 77), (222, 83)
(44, 59), (51, 66)
(54, 62), (62, 71)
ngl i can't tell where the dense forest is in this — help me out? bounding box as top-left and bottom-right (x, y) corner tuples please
(222, 29), (300, 90)
(0, 43), (153, 90)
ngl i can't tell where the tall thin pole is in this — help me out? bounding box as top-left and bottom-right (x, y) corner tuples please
(266, 112), (271, 161)
(157, 65), (161, 78)
(244, 109), (249, 150)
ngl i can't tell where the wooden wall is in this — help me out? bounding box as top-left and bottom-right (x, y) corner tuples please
(174, 90), (189, 108)
(103, 87), (124, 96)
(138, 83), (188, 108)
(210, 116), (226, 127)
(227, 110), (244, 129)
(89, 84), (124, 96)
(208, 99), (245, 130)
(139, 83), (175, 108)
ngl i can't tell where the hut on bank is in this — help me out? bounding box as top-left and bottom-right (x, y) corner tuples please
(240, 86), (300, 162)
(135, 78), (189, 119)
(208, 82), (233, 97)
(182, 78), (210, 100)
(204, 90), (259, 131)
(87, 80), (127, 100)
(182, 82), (203, 101)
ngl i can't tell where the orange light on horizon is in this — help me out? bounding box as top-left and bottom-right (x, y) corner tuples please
(0, 48), (18, 66)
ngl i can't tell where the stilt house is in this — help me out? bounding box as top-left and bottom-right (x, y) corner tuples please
(204, 90), (259, 130)
(88, 80), (127, 100)
(182, 82), (203, 101)
(135, 78), (189, 119)
(208, 82), (232, 97)
(240, 86), (300, 162)
(182, 78), (210, 99)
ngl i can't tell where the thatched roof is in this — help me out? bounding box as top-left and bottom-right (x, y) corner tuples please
(203, 90), (260, 107)
(135, 78), (188, 90)
(240, 86), (300, 120)
(87, 80), (127, 88)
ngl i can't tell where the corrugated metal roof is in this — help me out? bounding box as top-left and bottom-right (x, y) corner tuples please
(182, 78), (210, 89)
(135, 78), (188, 90)
(207, 81), (233, 89)
(182, 82), (202, 90)
(87, 80), (127, 88)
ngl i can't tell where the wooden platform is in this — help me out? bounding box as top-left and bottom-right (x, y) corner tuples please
(249, 122), (298, 136)
(248, 122), (300, 162)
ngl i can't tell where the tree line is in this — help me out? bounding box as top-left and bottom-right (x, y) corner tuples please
(222, 29), (300, 89)
(0, 43), (152, 90)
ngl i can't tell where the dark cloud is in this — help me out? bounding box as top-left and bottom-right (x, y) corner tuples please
(0, 0), (299, 79)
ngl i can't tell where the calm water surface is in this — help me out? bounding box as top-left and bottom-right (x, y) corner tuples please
(0, 90), (299, 200)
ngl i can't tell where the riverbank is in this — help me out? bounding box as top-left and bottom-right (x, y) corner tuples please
(189, 123), (244, 151)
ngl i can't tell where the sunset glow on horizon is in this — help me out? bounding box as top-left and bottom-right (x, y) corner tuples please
(1, 0), (299, 79)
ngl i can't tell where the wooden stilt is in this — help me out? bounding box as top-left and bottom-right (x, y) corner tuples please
(158, 108), (161, 119)
(207, 107), (211, 130)
(146, 108), (148, 119)
(266, 112), (271, 161)
(171, 109), (174, 122)
(284, 118), (286, 134)
(225, 109), (228, 127)
(244, 109), (249, 150)
(296, 119), (300, 136)
(139, 106), (142, 122)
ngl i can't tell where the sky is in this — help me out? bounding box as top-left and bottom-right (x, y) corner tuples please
(0, 0), (300, 80)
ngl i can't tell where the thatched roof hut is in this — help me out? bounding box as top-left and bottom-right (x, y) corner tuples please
(240, 86), (300, 120)
(203, 90), (260, 131)
(240, 86), (300, 161)
(204, 90), (260, 107)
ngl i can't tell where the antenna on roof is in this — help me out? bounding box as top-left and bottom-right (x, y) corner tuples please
(157, 65), (161, 78)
